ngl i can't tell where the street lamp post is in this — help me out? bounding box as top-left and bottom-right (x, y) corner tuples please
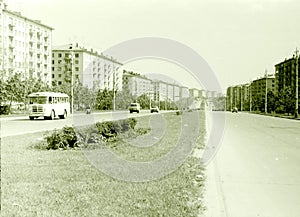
(295, 47), (299, 118)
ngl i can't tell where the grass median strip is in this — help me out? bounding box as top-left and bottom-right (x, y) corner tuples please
(1, 110), (206, 216)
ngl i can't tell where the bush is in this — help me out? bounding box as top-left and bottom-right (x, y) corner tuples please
(35, 118), (141, 150)
(45, 126), (77, 150)
(96, 118), (137, 140)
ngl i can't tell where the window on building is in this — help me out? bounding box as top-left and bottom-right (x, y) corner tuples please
(58, 60), (62, 64)
(58, 81), (62, 85)
(58, 74), (62, 78)
(75, 67), (79, 71)
(75, 53), (79, 58)
(58, 53), (62, 58)
(52, 60), (54, 64)
(75, 60), (79, 64)
(52, 74), (54, 78)
(58, 67), (61, 71)
(52, 67), (54, 71)
(75, 74), (79, 79)
(52, 53), (54, 58)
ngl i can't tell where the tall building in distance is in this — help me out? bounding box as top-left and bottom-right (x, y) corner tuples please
(0, 1), (53, 84)
(250, 74), (276, 99)
(275, 56), (299, 97)
(52, 43), (122, 90)
(227, 74), (275, 112)
(122, 71), (153, 98)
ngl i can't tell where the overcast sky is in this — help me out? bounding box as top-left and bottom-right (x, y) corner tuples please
(7, 0), (300, 93)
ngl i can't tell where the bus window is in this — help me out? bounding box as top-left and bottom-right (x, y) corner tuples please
(49, 96), (53, 104)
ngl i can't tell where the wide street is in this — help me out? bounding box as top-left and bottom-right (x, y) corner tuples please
(203, 112), (300, 217)
(0, 110), (164, 138)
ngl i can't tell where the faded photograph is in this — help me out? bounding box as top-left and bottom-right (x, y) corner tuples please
(1, 0), (299, 216)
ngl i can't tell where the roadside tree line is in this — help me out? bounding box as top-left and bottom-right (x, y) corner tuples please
(0, 74), (181, 114)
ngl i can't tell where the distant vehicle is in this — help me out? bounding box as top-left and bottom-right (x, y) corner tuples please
(129, 103), (140, 113)
(150, 106), (159, 113)
(28, 92), (70, 120)
(86, 106), (91, 114)
(232, 107), (238, 113)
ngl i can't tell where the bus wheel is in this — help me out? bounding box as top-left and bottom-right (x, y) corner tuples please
(50, 110), (55, 120)
(59, 110), (67, 119)
(29, 116), (34, 120)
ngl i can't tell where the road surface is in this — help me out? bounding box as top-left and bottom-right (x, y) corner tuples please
(202, 112), (300, 217)
(0, 110), (166, 138)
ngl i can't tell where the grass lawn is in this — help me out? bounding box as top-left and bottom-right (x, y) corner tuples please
(1, 111), (206, 217)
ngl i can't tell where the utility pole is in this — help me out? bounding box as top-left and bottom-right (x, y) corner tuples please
(112, 57), (116, 111)
(69, 44), (74, 114)
(250, 80), (252, 112)
(240, 86), (243, 111)
(265, 69), (268, 114)
(295, 47), (299, 118)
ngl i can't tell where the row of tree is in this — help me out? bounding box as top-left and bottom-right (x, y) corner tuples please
(0, 74), (182, 114)
(229, 86), (298, 115)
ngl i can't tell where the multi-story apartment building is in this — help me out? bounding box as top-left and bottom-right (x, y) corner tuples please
(226, 85), (241, 111)
(0, 1), (53, 84)
(275, 56), (299, 96)
(152, 80), (168, 102)
(250, 75), (276, 98)
(189, 88), (200, 99)
(52, 43), (122, 90)
(122, 71), (153, 98)
(249, 74), (276, 112)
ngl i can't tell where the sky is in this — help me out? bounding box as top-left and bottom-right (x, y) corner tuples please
(6, 0), (300, 93)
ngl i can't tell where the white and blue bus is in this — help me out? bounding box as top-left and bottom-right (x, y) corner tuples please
(28, 92), (70, 120)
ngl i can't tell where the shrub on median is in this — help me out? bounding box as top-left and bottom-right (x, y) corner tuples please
(35, 118), (139, 150)
(45, 126), (78, 150)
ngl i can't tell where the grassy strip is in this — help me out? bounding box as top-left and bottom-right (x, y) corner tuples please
(1, 111), (206, 216)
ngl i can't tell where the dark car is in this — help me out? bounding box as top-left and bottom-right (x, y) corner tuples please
(86, 106), (91, 114)
(232, 107), (238, 113)
(150, 106), (159, 113)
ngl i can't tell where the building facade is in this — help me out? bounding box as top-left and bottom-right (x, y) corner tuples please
(0, 1), (53, 84)
(122, 71), (153, 98)
(52, 43), (122, 90)
(275, 56), (299, 96)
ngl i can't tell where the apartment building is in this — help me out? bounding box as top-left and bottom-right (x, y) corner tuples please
(250, 75), (276, 98)
(0, 1), (53, 84)
(275, 56), (299, 95)
(122, 71), (153, 98)
(52, 43), (122, 90)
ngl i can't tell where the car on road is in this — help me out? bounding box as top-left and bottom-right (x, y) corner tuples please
(86, 106), (92, 114)
(129, 103), (140, 113)
(232, 107), (238, 113)
(150, 106), (159, 113)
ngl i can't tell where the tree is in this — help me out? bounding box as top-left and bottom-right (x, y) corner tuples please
(267, 91), (276, 113)
(95, 88), (113, 110)
(73, 82), (97, 110)
(115, 88), (134, 110)
(282, 87), (295, 115)
(137, 94), (150, 109)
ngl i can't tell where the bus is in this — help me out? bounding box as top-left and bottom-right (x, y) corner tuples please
(28, 92), (70, 120)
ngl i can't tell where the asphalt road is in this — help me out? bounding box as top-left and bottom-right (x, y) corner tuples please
(0, 110), (164, 138)
(203, 112), (300, 217)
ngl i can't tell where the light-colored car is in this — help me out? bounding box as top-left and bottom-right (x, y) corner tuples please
(129, 103), (140, 113)
(150, 106), (159, 113)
